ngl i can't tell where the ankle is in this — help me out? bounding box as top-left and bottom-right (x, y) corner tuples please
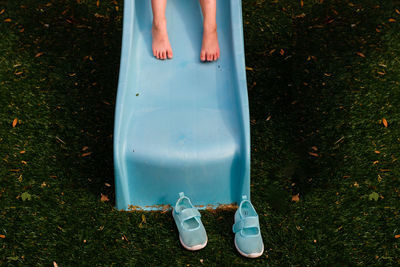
(203, 21), (217, 33)
(152, 18), (167, 30)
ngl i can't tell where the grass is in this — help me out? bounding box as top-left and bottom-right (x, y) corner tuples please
(1, 0), (400, 265)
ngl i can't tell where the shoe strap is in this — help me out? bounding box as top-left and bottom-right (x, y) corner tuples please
(232, 216), (259, 234)
(177, 208), (201, 223)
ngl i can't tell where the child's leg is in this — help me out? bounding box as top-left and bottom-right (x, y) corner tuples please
(199, 0), (220, 62)
(151, 0), (173, 59)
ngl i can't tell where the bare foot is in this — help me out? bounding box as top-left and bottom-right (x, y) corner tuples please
(152, 19), (173, 60)
(200, 25), (220, 62)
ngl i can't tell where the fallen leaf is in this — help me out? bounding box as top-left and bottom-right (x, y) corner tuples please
(20, 150), (26, 154)
(374, 150), (381, 154)
(97, 0), (100, 7)
(35, 52), (44, 58)
(246, 66), (254, 71)
(82, 146), (89, 151)
(280, 49), (285, 56)
(100, 194), (110, 202)
(138, 214), (146, 228)
(100, 193), (109, 202)
(81, 152), (92, 157)
(382, 118), (388, 127)
(12, 118), (18, 127)
(0, 234), (5, 238)
(395, 234), (400, 239)
(292, 194), (300, 202)
(105, 183), (111, 187)
(0, 9), (5, 15)
(356, 52), (366, 58)
(4, 18), (11, 22)
(308, 152), (319, 157)
(388, 18), (396, 22)
(396, 9), (400, 15)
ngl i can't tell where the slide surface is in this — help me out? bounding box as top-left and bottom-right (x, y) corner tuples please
(114, 0), (250, 210)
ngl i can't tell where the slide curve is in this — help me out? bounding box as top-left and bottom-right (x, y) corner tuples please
(114, 0), (250, 210)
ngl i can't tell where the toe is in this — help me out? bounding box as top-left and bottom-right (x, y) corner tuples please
(207, 53), (212, 61)
(162, 51), (166, 59)
(167, 49), (173, 59)
(200, 51), (206, 61)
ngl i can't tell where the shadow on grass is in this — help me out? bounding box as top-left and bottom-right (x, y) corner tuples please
(244, 0), (388, 209)
(11, 1), (122, 203)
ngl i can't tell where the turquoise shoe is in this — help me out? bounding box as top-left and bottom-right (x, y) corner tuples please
(172, 192), (207, 251)
(232, 195), (264, 258)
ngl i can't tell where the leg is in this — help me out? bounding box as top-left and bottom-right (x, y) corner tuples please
(151, 0), (173, 59)
(199, 0), (220, 62)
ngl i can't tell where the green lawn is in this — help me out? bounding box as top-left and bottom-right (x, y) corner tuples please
(1, 0), (399, 265)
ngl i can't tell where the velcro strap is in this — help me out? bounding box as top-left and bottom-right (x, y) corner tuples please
(177, 208), (201, 222)
(232, 216), (259, 234)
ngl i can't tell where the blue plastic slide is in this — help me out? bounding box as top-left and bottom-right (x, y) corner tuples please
(114, 0), (250, 210)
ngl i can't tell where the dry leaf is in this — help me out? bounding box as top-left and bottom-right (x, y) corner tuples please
(388, 18), (396, 22)
(82, 146), (89, 151)
(308, 152), (319, 157)
(356, 52), (365, 58)
(300, 0), (304, 7)
(396, 9), (400, 15)
(0, 234), (5, 238)
(246, 66), (254, 71)
(0, 9), (5, 15)
(35, 52), (44, 58)
(280, 49), (285, 56)
(374, 150), (381, 154)
(105, 183), (111, 187)
(292, 194), (300, 202)
(20, 150), (26, 154)
(97, 0), (100, 7)
(81, 152), (92, 157)
(395, 234), (400, 239)
(100, 193), (109, 202)
(382, 118), (388, 127)
(4, 18), (11, 22)
(12, 118), (18, 127)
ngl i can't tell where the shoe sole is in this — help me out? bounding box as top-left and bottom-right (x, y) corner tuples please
(179, 235), (207, 251)
(234, 238), (264, 258)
